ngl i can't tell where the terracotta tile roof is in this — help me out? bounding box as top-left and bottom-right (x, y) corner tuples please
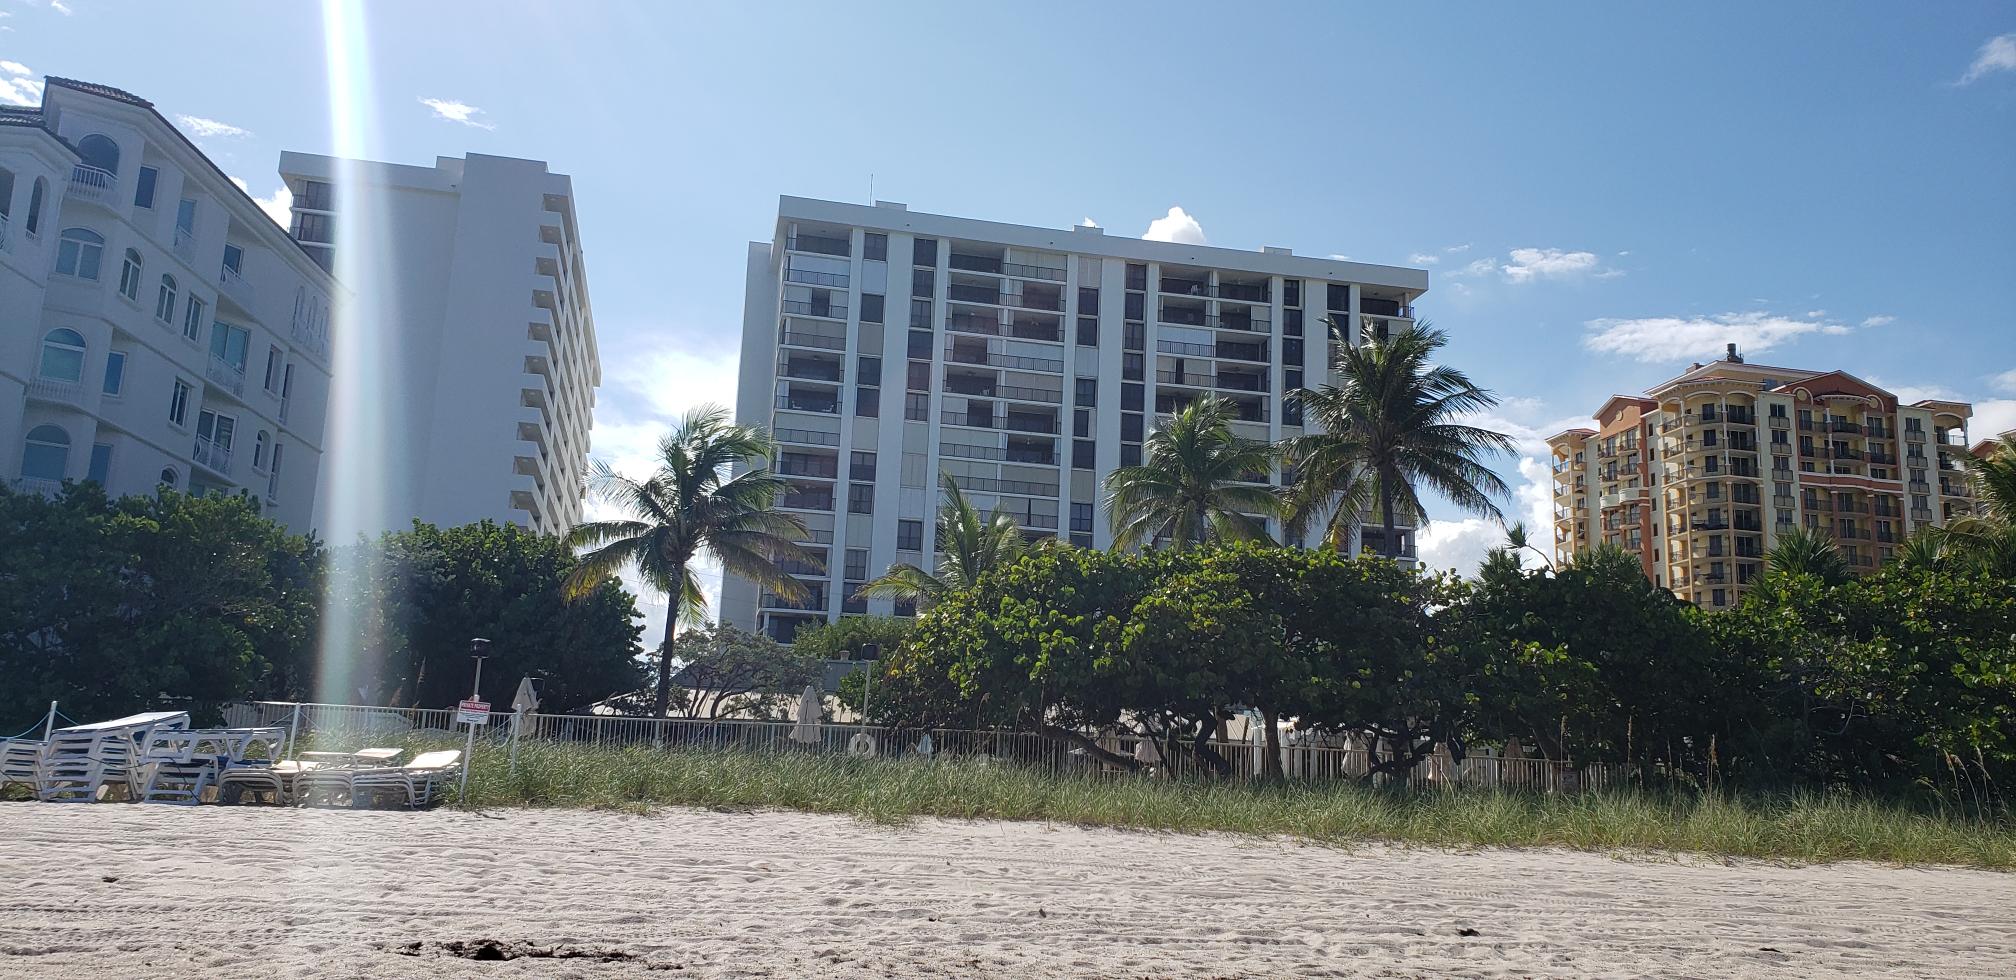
(0, 105), (45, 127)
(44, 76), (153, 108)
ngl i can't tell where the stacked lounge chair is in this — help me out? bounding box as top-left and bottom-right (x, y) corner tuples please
(134, 728), (288, 805)
(1, 737), (45, 794)
(350, 750), (463, 809)
(35, 712), (190, 803)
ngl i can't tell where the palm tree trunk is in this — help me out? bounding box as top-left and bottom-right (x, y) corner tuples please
(1380, 482), (1400, 559)
(1261, 707), (1285, 781)
(653, 595), (681, 717)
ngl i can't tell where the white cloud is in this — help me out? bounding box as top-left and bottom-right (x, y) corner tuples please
(0, 58), (40, 107)
(1617, 249), (1632, 256)
(1860, 314), (1896, 328)
(1874, 380), (1961, 406)
(1078, 217), (1098, 228)
(1446, 257), (1498, 279)
(1960, 33), (2016, 84)
(1326, 253), (1353, 262)
(1582, 311), (1853, 363)
(226, 177), (293, 228)
(419, 97), (496, 130)
(176, 114), (252, 139)
(1142, 206), (1206, 245)
(1407, 252), (1441, 266)
(1973, 399), (2016, 440)
(1992, 368), (2016, 395)
(52, 0), (72, 13)
(1444, 243), (1471, 254)
(1416, 457), (1559, 577)
(1502, 247), (1607, 283)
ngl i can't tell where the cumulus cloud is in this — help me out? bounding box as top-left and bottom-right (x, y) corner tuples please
(1582, 311), (1852, 363)
(1860, 314), (1896, 328)
(1960, 33), (2016, 84)
(176, 114), (251, 139)
(419, 97), (496, 130)
(1078, 217), (1098, 228)
(1992, 368), (2016, 395)
(1974, 399), (2016, 440)
(1444, 243), (1471, 253)
(1407, 252), (1441, 266)
(228, 177), (294, 228)
(1502, 247), (1612, 283)
(1415, 457), (1561, 577)
(0, 58), (41, 106)
(1142, 206), (1206, 245)
(1872, 379), (1961, 406)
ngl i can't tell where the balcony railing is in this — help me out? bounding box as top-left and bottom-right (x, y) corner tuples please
(780, 362), (843, 383)
(776, 457), (839, 479)
(26, 377), (88, 407)
(784, 268), (849, 288)
(774, 393), (840, 414)
(774, 427), (841, 447)
(945, 347), (1064, 373)
(957, 475), (1057, 497)
(206, 355), (247, 397)
(939, 442), (1059, 466)
(778, 490), (835, 511)
(192, 436), (234, 475)
(218, 263), (256, 308)
(779, 329), (847, 350)
(69, 164), (116, 205)
(781, 300), (848, 320)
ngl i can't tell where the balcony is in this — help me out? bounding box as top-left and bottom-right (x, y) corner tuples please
(784, 266), (849, 288)
(192, 436), (234, 476)
(782, 299), (848, 320)
(785, 233), (850, 257)
(1208, 313), (1271, 333)
(774, 426), (840, 447)
(779, 328), (846, 350)
(26, 377), (89, 408)
(1905, 429), (1927, 443)
(69, 164), (116, 206)
(778, 489), (835, 511)
(206, 355), (247, 398)
(774, 391), (840, 414)
(9, 476), (63, 497)
(779, 358), (842, 383)
(776, 455), (839, 479)
(1768, 416), (1791, 429)
(1828, 419), (1862, 434)
(1910, 507), (1934, 522)
(218, 263), (256, 310)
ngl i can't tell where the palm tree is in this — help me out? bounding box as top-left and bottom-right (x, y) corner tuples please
(1762, 525), (1850, 585)
(855, 473), (1029, 607)
(1103, 395), (1281, 551)
(1283, 323), (1514, 557)
(1927, 436), (2016, 576)
(564, 406), (813, 716)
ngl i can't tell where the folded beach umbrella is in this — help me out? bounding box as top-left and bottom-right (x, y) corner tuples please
(790, 684), (822, 744)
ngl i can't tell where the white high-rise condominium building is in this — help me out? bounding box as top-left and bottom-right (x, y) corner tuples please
(724, 197), (1429, 642)
(0, 78), (333, 529)
(277, 151), (600, 535)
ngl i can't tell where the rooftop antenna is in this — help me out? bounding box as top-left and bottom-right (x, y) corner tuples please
(868, 172), (875, 204)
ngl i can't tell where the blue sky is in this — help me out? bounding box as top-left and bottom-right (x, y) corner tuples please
(7, 0), (2014, 585)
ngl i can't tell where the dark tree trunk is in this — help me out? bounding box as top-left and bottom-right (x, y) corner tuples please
(1260, 707), (1285, 781)
(1039, 723), (1140, 771)
(653, 598), (681, 717)
(1191, 721), (1233, 777)
(1380, 482), (1400, 559)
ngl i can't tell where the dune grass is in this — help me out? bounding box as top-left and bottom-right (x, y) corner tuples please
(436, 738), (2015, 870)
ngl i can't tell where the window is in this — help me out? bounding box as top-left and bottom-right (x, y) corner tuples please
(1077, 286), (1099, 314)
(197, 410), (237, 452)
(134, 166), (158, 208)
(897, 519), (923, 551)
(1122, 352), (1143, 381)
(1283, 279), (1302, 307)
(56, 228), (105, 279)
(1285, 369), (1304, 392)
(155, 274), (178, 322)
(222, 243), (244, 275)
(1123, 322), (1145, 350)
(909, 298), (932, 328)
(267, 443), (284, 498)
(857, 355), (881, 384)
(1077, 316), (1097, 347)
(850, 451), (877, 480)
(263, 346), (284, 392)
(78, 134), (121, 174)
(1120, 443), (1142, 467)
(1121, 414), (1144, 442)
(102, 351), (127, 396)
(1283, 338), (1305, 364)
(169, 379), (193, 427)
(1073, 439), (1095, 469)
(912, 238), (937, 267)
(845, 548), (869, 580)
(860, 293), (885, 324)
(1327, 283), (1350, 311)
(254, 430), (271, 470)
(25, 177), (45, 234)
(863, 233), (887, 261)
(183, 296), (206, 341)
(86, 444), (113, 485)
(1284, 308), (1304, 336)
(1121, 382), (1143, 412)
(1070, 503), (1094, 533)
(210, 321), (250, 371)
(176, 198), (197, 239)
(118, 249), (143, 300)
(911, 268), (934, 298)
(848, 482), (874, 514)
(1123, 293), (1144, 320)
(904, 392), (929, 421)
(21, 425), (70, 481)
(855, 386), (879, 417)
(1075, 408), (1091, 437)
(906, 361), (929, 392)
(1125, 263), (1147, 290)
(907, 330), (933, 360)
(159, 466), (179, 488)
(39, 329), (86, 382)
(1074, 378), (1097, 406)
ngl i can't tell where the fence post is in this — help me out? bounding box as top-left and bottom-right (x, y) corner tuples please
(508, 708), (523, 776)
(286, 703), (302, 760)
(43, 700), (58, 740)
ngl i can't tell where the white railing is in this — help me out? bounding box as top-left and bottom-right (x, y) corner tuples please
(172, 225), (199, 262)
(218, 263), (255, 307)
(192, 436), (233, 475)
(26, 377), (87, 407)
(206, 354), (246, 396)
(265, 471), (280, 504)
(69, 164), (116, 204)
(8, 476), (63, 497)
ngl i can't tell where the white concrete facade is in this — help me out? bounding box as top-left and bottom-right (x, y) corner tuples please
(725, 197), (1430, 642)
(0, 78), (334, 530)
(277, 151), (600, 535)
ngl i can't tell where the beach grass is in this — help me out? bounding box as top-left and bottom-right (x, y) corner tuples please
(439, 738), (2015, 870)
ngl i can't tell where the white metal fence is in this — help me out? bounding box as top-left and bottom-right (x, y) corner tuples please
(207, 700), (1615, 793)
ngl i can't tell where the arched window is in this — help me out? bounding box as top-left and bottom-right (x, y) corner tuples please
(118, 248), (143, 300)
(0, 166), (14, 220)
(159, 466), (179, 488)
(26, 177), (45, 234)
(254, 430), (271, 470)
(39, 328), (86, 382)
(77, 134), (121, 175)
(155, 274), (178, 322)
(21, 425), (70, 481)
(55, 227), (104, 279)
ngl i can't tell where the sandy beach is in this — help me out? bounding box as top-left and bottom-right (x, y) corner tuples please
(1, 803), (2011, 978)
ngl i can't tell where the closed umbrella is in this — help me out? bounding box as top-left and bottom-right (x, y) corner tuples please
(790, 684), (822, 745)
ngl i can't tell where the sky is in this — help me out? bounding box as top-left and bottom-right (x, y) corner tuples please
(6, 1), (2013, 628)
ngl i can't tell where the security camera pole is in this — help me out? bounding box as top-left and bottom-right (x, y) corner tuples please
(458, 637), (491, 801)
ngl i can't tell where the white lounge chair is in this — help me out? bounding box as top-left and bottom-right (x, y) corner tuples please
(218, 760), (324, 806)
(350, 750), (462, 809)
